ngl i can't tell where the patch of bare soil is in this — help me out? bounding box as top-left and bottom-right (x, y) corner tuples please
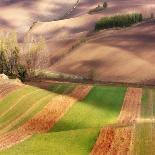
(0, 85), (92, 150)
(91, 88), (142, 155)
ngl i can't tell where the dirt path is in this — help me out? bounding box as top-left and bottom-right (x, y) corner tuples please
(0, 85), (92, 150)
(91, 88), (142, 155)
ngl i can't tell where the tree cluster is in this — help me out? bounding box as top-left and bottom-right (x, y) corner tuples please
(0, 32), (48, 81)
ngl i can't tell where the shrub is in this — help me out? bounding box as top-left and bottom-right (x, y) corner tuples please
(17, 64), (27, 82)
(95, 13), (143, 30)
(103, 2), (108, 8)
(151, 13), (154, 19)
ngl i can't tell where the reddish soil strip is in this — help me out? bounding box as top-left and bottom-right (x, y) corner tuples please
(91, 126), (133, 155)
(90, 127), (115, 155)
(91, 88), (142, 155)
(106, 127), (133, 155)
(118, 88), (142, 124)
(0, 85), (92, 150)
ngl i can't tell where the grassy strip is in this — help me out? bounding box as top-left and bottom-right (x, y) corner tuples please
(132, 122), (155, 155)
(52, 86), (126, 131)
(141, 89), (154, 118)
(0, 86), (37, 115)
(0, 89), (51, 130)
(47, 83), (76, 94)
(95, 13), (143, 30)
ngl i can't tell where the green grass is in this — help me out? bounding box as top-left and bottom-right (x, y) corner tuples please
(0, 128), (99, 155)
(52, 86), (126, 131)
(48, 83), (76, 94)
(141, 89), (155, 118)
(0, 86), (37, 115)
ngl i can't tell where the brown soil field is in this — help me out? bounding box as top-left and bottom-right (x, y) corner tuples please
(28, 0), (155, 72)
(0, 85), (92, 150)
(50, 20), (155, 84)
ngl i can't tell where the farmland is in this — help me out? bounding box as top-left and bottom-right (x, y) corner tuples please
(0, 0), (155, 154)
(0, 81), (127, 155)
(0, 80), (155, 155)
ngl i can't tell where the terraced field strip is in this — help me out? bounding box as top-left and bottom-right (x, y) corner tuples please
(0, 85), (91, 150)
(0, 85), (126, 155)
(0, 86), (37, 116)
(48, 83), (76, 94)
(0, 89), (51, 133)
(0, 82), (23, 100)
(91, 88), (142, 155)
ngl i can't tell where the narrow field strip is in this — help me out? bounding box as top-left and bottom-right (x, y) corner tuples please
(0, 86), (37, 116)
(0, 85), (92, 150)
(0, 89), (51, 131)
(90, 127), (115, 155)
(118, 88), (142, 124)
(91, 88), (142, 155)
(90, 126), (133, 155)
(0, 83), (23, 100)
(0, 89), (41, 118)
(106, 127), (133, 155)
(141, 89), (154, 118)
(0, 94), (54, 135)
(48, 83), (76, 94)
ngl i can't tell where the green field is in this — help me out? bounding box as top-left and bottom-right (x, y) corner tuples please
(0, 85), (126, 155)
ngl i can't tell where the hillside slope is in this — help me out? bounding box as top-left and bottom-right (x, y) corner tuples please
(50, 20), (155, 84)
